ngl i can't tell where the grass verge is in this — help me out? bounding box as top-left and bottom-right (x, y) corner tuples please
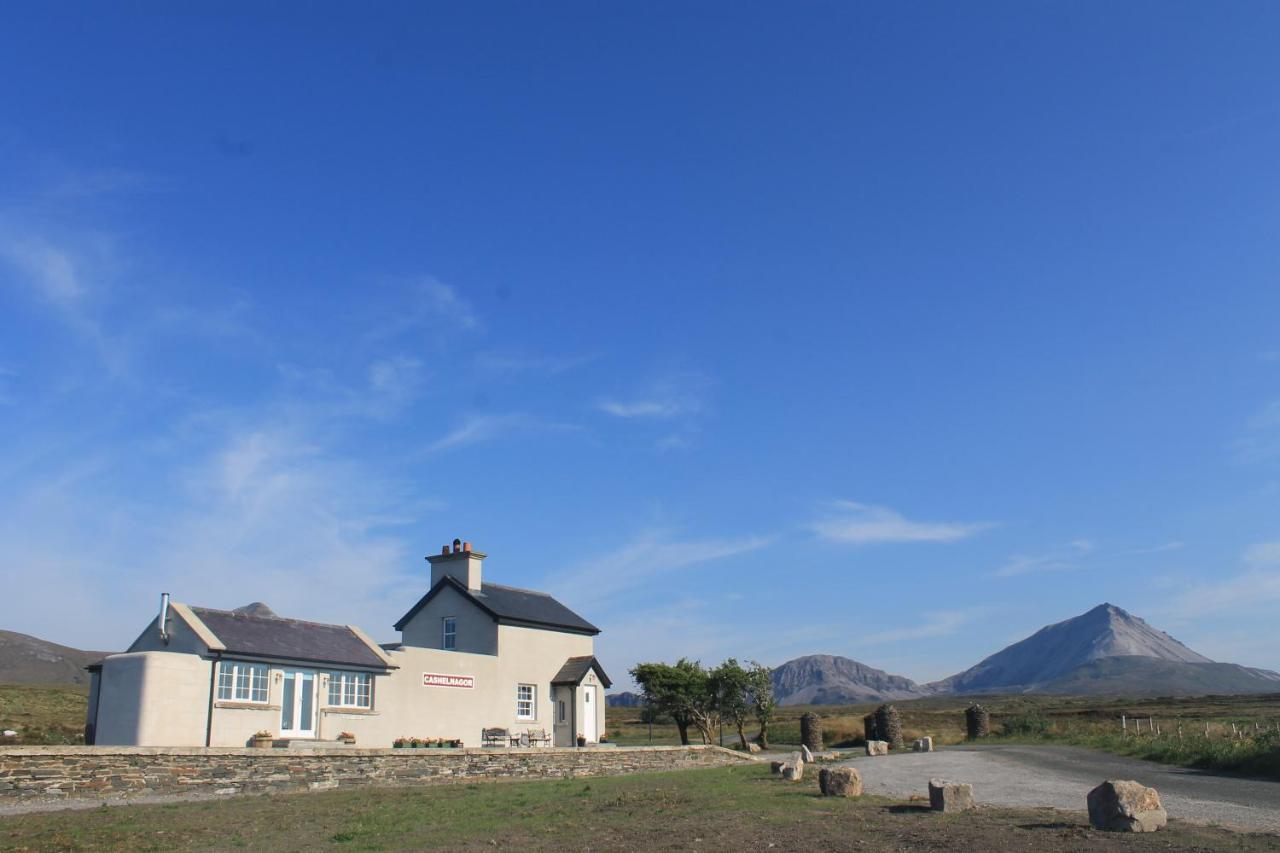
(1, 765), (1277, 851)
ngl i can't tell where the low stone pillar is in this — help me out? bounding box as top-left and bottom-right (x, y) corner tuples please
(863, 712), (879, 743)
(965, 704), (989, 740)
(1087, 780), (1167, 832)
(800, 712), (823, 753)
(928, 779), (975, 813)
(818, 766), (863, 797)
(912, 736), (934, 752)
(875, 704), (904, 750)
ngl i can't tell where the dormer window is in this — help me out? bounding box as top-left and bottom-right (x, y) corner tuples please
(442, 616), (457, 650)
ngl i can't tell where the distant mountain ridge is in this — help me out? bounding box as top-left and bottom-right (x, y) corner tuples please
(929, 603), (1236, 695)
(763, 603), (1280, 702)
(0, 630), (110, 686)
(772, 654), (927, 705)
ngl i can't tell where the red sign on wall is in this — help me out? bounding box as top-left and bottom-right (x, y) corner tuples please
(423, 672), (475, 689)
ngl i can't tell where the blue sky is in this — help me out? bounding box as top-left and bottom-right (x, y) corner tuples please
(2, 3), (1279, 686)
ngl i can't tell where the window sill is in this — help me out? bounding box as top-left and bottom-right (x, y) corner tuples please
(321, 707), (378, 716)
(214, 701), (278, 711)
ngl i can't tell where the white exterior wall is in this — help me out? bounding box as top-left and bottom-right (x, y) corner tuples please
(94, 652), (211, 746)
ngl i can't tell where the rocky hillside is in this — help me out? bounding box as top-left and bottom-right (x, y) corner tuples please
(772, 654), (927, 705)
(606, 691), (644, 708)
(0, 631), (109, 686)
(930, 603), (1280, 695)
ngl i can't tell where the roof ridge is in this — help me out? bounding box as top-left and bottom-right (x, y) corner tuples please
(480, 581), (553, 597)
(189, 605), (353, 633)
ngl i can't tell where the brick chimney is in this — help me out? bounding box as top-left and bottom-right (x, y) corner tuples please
(427, 538), (484, 591)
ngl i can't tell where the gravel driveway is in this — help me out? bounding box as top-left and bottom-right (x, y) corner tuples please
(839, 744), (1280, 832)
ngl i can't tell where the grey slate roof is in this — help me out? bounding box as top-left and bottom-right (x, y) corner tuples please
(551, 655), (613, 688)
(189, 607), (390, 670)
(393, 576), (599, 635)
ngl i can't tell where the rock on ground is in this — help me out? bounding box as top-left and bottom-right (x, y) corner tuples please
(782, 763), (804, 781)
(770, 760), (785, 774)
(913, 737), (934, 752)
(865, 740), (889, 756)
(929, 779), (975, 813)
(1087, 780), (1167, 833)
(819, 766), (863, 797)
(801, 744), (814, 763)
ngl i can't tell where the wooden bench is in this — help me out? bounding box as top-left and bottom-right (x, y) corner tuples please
(481, 727), (510, 747)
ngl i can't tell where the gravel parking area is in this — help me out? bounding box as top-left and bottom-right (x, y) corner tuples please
(840, 744), (1280, 832)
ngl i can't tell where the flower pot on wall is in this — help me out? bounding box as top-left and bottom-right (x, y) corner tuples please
(250, 736), (273, 749)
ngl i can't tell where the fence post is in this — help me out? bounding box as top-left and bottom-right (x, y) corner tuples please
(1122, 715), (1127, 736)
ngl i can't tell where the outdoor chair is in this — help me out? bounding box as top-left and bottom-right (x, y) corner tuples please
(526, 728), (552, 747)
(481, 727), (509, 747)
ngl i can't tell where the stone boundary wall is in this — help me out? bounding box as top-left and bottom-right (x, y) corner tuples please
(0, 745), (754, 805)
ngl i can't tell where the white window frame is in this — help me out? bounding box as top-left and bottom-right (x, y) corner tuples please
(442, 616), (457, 650)
(516, 684), (536, 720)
(326, 671), (373, 709)
(217, 661), (269, 703)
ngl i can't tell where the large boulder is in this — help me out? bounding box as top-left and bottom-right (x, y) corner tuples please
(747, 742), (762, 754)
(1087, 780), (1167, 832)
(782, 762), (804, 781)
(928, 779), (975, 813)
(818, 766), (863, 797)
(865, 740), (889, 756)
(770, 760), (786, 774)
(913, 736), (934, 752)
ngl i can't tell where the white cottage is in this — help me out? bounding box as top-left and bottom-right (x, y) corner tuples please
(86, 540), (610, 748)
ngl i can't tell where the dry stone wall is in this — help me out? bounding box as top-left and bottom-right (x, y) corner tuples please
(0, 745), (752, 804)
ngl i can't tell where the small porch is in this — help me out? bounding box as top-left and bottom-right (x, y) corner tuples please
(550, 655), (612, 747)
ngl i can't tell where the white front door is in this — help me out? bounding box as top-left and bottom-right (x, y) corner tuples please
(280, 670), (316, 739)
(582, 685), (597, 742)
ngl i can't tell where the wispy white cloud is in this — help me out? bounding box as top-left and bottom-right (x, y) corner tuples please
(1232, 400), (1280, 463)
(990, 539), (1095, 578)
(811, 501), (991, 545)
(594, 374), (705, 420)
(0, 236), (87, 306)
(545, 529), (775, 611)
(596, 399), (686, 418)
(1153, 542), (1280, 622)
(420, 413), (578, 454)
(859, 608), (992, 646)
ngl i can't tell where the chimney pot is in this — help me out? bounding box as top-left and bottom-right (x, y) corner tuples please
(441, 545), (449, 555)
(452, 538), (461, 554)
(463, 541), (471, 552)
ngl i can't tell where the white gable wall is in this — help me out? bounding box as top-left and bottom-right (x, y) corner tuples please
(398, 583), (498, 655)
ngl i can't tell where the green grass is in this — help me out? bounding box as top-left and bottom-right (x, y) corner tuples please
(0, 683), (88, 745)
(1, 764), (1276, 851)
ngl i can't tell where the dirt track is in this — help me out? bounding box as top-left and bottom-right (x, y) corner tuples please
(841, 743), (1280, 831)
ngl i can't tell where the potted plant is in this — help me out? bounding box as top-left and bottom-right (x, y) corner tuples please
(338, 731), (356, 745)
(393, 737), (409, 749)
(576, 733), (587, 748)
(410, 737), (423, 749)
(450, 738), (463, 748)
(250, 731), (274, 748)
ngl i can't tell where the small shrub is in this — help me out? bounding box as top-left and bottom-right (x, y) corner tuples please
(1001, 713), (1050, 737)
